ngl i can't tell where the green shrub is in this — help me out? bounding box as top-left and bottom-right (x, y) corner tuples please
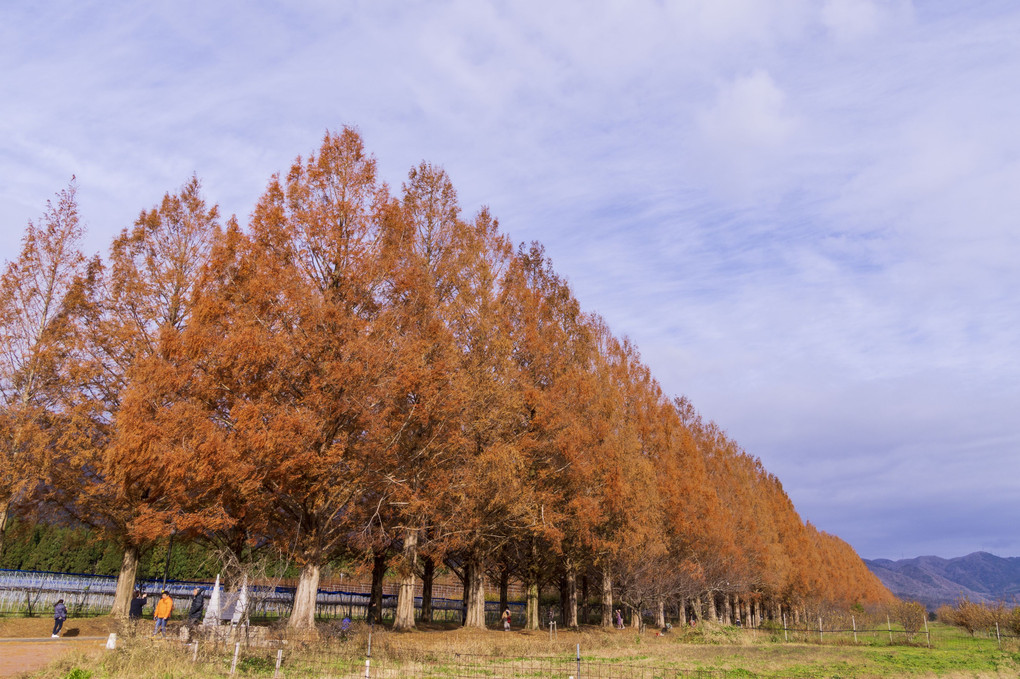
(63, 669), (92, 679)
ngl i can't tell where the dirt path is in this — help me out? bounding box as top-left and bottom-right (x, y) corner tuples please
(0, 638), (105, 678)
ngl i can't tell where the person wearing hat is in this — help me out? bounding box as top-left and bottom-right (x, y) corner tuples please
(153, 590), (174, 636)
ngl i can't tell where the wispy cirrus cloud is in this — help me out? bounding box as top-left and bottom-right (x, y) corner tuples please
(2, 0), (1018, 559)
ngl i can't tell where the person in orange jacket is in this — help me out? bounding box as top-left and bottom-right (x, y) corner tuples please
(153, 590), (174, 636)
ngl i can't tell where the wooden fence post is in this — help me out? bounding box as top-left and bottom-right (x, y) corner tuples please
(925, 617), (931, 649)
(230, 643), (240, 676)
(852, 616), (858, 644)
(273, 649), (283, 678)
(887, 615), (892, 643)
(782, 612), (788, 642)
(819, 617), (823, 644)
(995, 622), (1001, 650)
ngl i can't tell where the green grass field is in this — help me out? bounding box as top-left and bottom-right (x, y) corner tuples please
(21, 621), (1020, 679)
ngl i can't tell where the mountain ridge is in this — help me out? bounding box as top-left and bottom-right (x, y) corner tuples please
(865, 551), (1020, 610)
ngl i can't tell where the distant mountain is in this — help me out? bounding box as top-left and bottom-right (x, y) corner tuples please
(865, 552), (1020, 610)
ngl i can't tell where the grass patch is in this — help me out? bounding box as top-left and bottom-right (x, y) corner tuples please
(17, 620), (1020, 678)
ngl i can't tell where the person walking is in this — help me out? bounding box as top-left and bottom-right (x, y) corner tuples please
(52, 599), (67, 638)
(501, 607), (512, 631)
(187, 587), (205, 625)
(153, 590), (174, 636)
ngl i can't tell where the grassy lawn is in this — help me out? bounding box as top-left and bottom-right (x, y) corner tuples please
(15, 620), (1020, 678)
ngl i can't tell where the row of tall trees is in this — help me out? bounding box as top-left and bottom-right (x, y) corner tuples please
(0, 128), (891, 631)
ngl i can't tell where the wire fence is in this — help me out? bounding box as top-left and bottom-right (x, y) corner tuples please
(176, 637), (728, 679)
(0, 568), (526, 623)
(774, 623), (1019, 650)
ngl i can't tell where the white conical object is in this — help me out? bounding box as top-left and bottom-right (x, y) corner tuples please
(231, 575), (249, 626)
(202, 574), (222, 626)
(105, 632), (117, 649)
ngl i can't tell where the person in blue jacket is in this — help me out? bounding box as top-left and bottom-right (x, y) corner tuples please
(52, 599), (68, 638)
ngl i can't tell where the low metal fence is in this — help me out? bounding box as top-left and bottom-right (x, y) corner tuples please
(0, 568), (525, 623)
(181, 638), (726, 679)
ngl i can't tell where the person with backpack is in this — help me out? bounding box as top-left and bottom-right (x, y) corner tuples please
(52, 599), (67, 638)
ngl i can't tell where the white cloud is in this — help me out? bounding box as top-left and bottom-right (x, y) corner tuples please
(2, 0), (1019, 558)
(695, 69), (800, 195)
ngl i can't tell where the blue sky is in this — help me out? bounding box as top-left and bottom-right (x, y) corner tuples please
(2, 0), (1018, 560)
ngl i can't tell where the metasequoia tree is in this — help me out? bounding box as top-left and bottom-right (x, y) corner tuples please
(436, 208), (528, 629)
(190, 129), (398, 629)
(380, 163), (478, 631)
(4, 131), (896, 627)
(56, 177), (222, 616)
(0, 182), (86, 555)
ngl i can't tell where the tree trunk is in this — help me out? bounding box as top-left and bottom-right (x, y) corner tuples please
(393, 530), (418, 631)
(565, 567), (578, 628)
(600, 567), (613, 627)
(525, 541), (539, 630)
(559, 574), (567, 623)
(499, 566), (509, 614)
(581, 575), (589, 625)
(655, 598), (666, 628)
(420, 557), (434, 622)
(368, 551), (387, 624)
(631, 604), (641, 629)
(723, 594), (732, 625)
(110, 544), (140, 618)
(525, 578), (539, 630)
(0, 503), (10, 561)
(679, 598), (687, 625)
(288, 561), (321, 629)
(693, 595), (703, 623)
(464, 556), (486, 628)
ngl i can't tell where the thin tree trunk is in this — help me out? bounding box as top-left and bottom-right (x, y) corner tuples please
(655, 598), (666, 628)
(631, 604), (641, 629)
(110, 544), (140, 619)
(581, 575), (589, 625)
(559, 573), (567, 623)
(600, 567), (613, 627)
(707, 591), (717, 622)
(464, 556), (486, 628)
(368, 551), (387, 624)
(679, 598), (687, 625)
(420, 557), (434, 622)
(693, 595), (703, 623)
(288, 561), (321, 630)
(565, 567), (578, 628)
(723, 594), (732, 625)
(499, 566), (509, 614)
(393, 530), (418, 631)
